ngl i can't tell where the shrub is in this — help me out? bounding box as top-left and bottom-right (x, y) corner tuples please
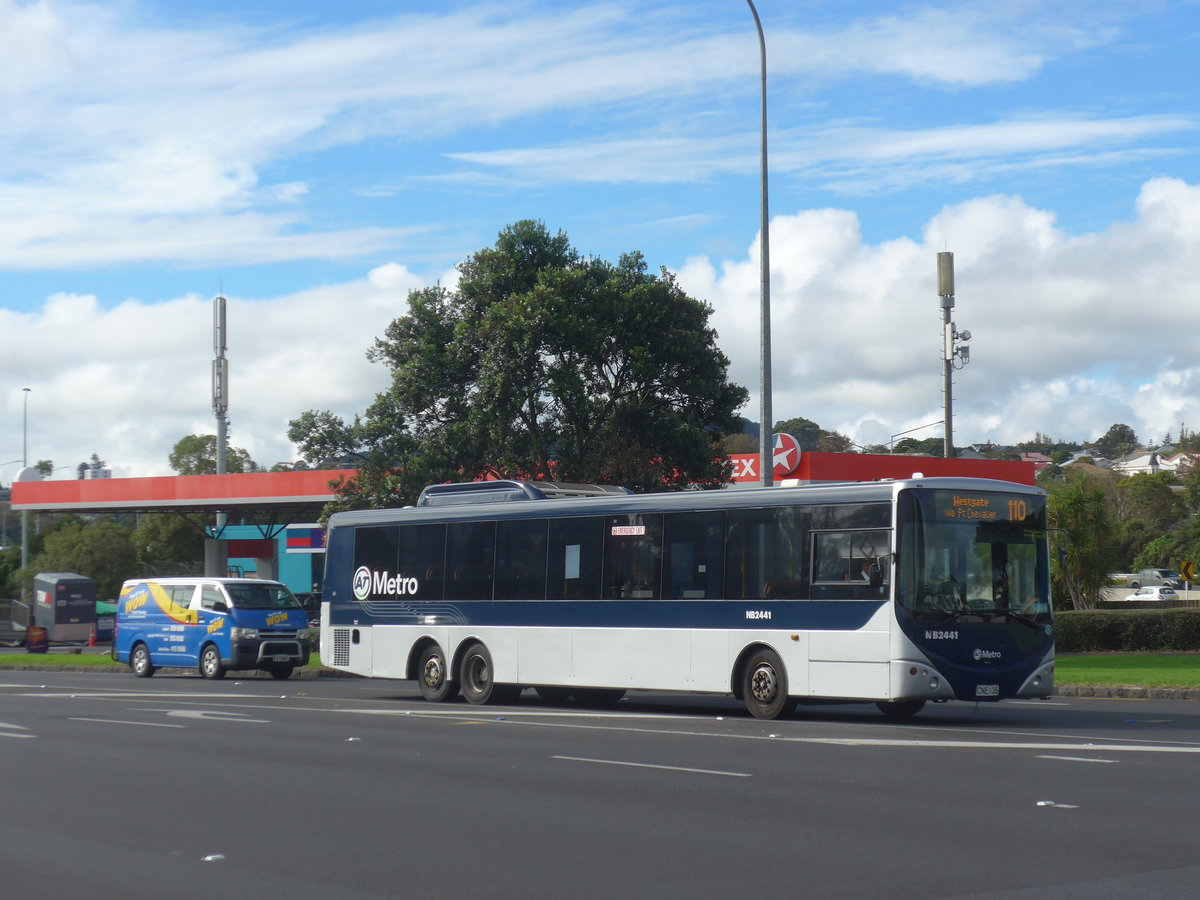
(1055, 608), (1200, 652)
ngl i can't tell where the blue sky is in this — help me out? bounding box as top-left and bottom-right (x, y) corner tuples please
(3, 0), (1200, 477)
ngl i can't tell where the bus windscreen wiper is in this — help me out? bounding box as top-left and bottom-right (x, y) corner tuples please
(972, 606), (1041, 628)
(934, 607), (973, 627)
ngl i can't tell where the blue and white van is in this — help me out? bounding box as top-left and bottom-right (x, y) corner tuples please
(113, 577), (313, 680)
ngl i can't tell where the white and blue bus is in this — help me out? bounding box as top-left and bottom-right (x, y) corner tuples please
(320, 476), (1053, 719)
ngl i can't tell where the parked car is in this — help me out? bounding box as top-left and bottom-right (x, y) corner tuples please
(1127, 568), (1184, 589)
(1131, 586), (1178, 602)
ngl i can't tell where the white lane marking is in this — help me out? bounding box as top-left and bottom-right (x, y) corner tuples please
(794, 737), (1200, 753)
(346, 707), (694, 720)
(552, 756), (751, 777)
(0, 721), (34, 739)
(68, 717), (185, 728)
(164, 710), (270, 723)
(454, 713), (1200, 755)
(1037, 755), (1119, 763)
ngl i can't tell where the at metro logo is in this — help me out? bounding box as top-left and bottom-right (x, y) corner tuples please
(352, 566), (419, 600)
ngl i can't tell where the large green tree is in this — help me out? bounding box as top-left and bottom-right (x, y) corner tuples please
(1093, 423), (1138, 459)
(131, 514), (205, 576)
(169, 434), (260, 475)
(291, 221), (748, 507)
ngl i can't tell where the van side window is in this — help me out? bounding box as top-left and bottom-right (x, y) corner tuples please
(200, 587), (225, 610)
(170, 585), (197, 607)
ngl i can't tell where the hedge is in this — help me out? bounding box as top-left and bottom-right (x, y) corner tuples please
(1055, 608), (1200, 652)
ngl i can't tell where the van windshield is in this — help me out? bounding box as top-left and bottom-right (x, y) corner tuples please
(226, 583), (303, 611)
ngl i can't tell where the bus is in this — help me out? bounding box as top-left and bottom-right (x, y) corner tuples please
(319, 477), (1053, 719)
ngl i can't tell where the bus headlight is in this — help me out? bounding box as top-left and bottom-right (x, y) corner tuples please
(231, 627), (260, 641)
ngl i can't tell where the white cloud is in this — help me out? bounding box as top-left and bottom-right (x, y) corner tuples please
(3, 265), (424, 477)
(0, 1), (1150, 268)
(681, 176), (1200, 450)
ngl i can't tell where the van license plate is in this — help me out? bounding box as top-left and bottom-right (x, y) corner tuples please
(976, 684), (999, 697)
(272, 655), (289, 662)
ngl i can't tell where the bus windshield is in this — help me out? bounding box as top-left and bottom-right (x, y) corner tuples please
(897, 488), (1051, 626)
(226, 583), (303, 611)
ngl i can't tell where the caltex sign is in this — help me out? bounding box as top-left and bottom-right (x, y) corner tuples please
(772, 432), (801, 478)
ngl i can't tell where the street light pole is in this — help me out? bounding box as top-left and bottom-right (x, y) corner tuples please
(746, 0), (773, 488)
(22, 387), (30, 466)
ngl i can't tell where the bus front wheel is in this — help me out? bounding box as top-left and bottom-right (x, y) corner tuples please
(742, 648), (791, 719)
(417, 643), (458, 702)
(875, 700), (926, 720)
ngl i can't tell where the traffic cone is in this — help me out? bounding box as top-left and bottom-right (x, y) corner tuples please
(88, 624), (96, 648)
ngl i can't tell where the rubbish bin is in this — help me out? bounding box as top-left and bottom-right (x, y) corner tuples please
(26, 625), (48, 654)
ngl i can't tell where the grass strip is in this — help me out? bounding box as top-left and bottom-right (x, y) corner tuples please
(1054, 653), (1200, 688)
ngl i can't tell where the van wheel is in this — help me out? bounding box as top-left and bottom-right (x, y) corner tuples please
(131, 643), (155, 678)
(417, 643), (458, 702)
(269, 665), (294, 680)
(742, 648), (791, 719)
(199, 644), (226, 680)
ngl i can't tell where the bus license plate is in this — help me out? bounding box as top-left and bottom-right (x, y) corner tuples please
(976, 684), (999, 697)
(272, 655), (289, 662)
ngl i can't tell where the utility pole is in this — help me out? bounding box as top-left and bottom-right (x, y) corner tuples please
(206, 296), (230, 577)
(213, 295), (229, 483)
(938, 252), (970, 458)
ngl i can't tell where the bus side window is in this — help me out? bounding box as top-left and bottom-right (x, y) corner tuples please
(494, 519), (548, 601)
(445, 522), (496, 601)
(603, 514), (663, 599)
(811, 530), (890, 596)
(397, 524), (446, 600)
(547, 518), (603, 600)
(725, 507), (806, 600)
(663, 511), (725, 599)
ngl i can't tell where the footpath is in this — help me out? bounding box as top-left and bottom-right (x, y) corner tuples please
(2, 644), (1195, 698)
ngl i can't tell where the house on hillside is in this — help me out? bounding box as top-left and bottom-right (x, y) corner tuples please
(1110, 449), (1199, 476)
(1017, 452), (1053, 472)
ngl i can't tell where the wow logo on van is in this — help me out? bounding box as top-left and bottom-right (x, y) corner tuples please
(353, 566), (420, 601)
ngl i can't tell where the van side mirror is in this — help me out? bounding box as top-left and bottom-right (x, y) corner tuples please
(213, 601), (229, 613)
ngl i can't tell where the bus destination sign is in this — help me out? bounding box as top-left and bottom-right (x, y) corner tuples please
(938, 492), (1030, 523)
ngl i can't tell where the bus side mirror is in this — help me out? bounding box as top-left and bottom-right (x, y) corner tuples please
(868, 563), (883, 590)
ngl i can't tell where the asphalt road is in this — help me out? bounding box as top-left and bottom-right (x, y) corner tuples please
(2, 673), (1199, 899)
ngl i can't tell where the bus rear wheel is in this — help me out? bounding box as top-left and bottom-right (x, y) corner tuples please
(417, 643), (458, 702)
(875, 700), (926, 720)
(460, 642), (519, 705)
(742, 648), (791, 719)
